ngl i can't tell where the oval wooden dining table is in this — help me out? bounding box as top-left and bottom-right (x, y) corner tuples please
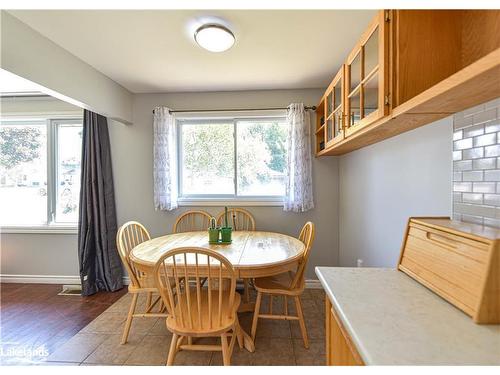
(129, 230), (305, 353)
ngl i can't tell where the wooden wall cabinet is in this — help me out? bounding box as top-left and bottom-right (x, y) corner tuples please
(315, 10), (500, 156)
(325, 296), (364, 366)
(316, 66), (345, 154)
(345, 10), (389, 137)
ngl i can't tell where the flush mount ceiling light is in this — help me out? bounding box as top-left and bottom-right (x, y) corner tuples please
(194, 23), (235, 52)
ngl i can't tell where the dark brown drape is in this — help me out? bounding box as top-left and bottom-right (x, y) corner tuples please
(78, 110), (123, 295)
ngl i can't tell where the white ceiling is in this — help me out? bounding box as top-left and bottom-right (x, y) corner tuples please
(8, 10), (376, 94)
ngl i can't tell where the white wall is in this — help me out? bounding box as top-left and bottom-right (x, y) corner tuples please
(110, 89), (339, 279)
(338, 117), (453, 267)
(0, 11), (133, 124)
(1, 89), (340, 281)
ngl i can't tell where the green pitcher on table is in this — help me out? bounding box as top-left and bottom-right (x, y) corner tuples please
(208, 216), (220, 244)
(220, 206), (232, 243)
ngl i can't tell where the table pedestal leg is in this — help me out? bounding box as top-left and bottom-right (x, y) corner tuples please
(240, 327), (255, 352)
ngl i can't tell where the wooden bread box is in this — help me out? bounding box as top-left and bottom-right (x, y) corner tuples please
(398, 217), (500, 324)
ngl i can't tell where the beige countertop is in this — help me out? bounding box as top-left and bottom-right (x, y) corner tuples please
(315, 267), (500, 365)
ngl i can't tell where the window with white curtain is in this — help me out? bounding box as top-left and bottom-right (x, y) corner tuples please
(177, 116), (288, 203)
(0, 117), (83, 228)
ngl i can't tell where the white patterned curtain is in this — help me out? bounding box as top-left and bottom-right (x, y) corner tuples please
(284, 103), (314, 212)
(153, 106), (178, 211)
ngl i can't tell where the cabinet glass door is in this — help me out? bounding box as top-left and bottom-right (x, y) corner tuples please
(345, 12), (386, 133)
(326, 66), (344, 145)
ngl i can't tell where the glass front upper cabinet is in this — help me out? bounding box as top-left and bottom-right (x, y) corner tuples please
(325, 65), (345, 147)
(345, 11), (388, 135)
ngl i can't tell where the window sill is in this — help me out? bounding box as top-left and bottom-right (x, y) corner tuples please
(0, 226), (78, 234)
(177, 198), (284, 207)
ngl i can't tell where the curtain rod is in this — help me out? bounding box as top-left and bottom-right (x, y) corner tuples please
(152, 106), (316, 114)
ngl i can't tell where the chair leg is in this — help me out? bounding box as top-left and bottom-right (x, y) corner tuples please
(221, 333), (231, 366)
(145, 292), (152, 311)
(235, 316), (244, 349)
(167, 333), (179, 366)
(251, 291), (262, 341)
(294, 296), (309, 349)
(121, 293), (138, 344)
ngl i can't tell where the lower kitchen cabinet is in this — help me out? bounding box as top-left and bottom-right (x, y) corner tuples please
(325, 296), (364, 366)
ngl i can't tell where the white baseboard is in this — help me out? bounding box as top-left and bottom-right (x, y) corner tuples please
(305, 279), (322, 289)
(0, 274), (81, 284)
(0, 274), (322, 289)
(0, 274), (131, 285)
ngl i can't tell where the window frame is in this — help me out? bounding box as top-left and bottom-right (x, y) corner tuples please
(0, 115), (83, 233)
(176, 114), (288, 206)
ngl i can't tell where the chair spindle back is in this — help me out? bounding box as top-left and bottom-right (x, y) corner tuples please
(216, 208), (256, 231)
(173, 210), (212, 233)
(291, 222), (315, 289)
(116, 221), (151, 288)
(154, 247), (237, 331)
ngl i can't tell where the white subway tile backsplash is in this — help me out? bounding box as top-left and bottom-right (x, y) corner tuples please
(484, 217), (500, 227)
(453, 151), (462, 161)
(462, 147), (484, 159)
(454, 203), (496, 218)
(463, 103), (486, 117)
(453, 138), (473, 150)
(461, 214), (484, 225)
(453, 98), (500, 228)
(462, 170), (483, 181)
(484, 170), (500, 181)
(462, 193), (483, 204)
(454, 115), (473, 130)
(454, 138), (473, 150)
(484, 145), (500, 157)
(454, 160), (472, 171)
(454, 182), (473, 192)
(473, 133), (496, 147)
(473, 158), (496, 170)
(463, 125), (484, 138)
(453, 130), (463, 140)
(484, 194), (500, 207)
(484, 120), (500, 133)
(473, 108), (497, 125)
(472, 182), (496, 193)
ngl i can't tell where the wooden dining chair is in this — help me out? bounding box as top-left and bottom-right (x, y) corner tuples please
(173, 210), (212, 233)
(154, 247), (243, 366)
(116, 221), (168, 344)
(216, 207), (256, 231)
(217, 207), (256, 305)
(250, 221), (315, 348)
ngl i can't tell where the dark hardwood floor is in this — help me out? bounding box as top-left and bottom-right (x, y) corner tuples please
(0, 283), (127, 365)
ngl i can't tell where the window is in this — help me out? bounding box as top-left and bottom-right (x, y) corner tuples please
(178, 117), (288, 202)
(0, 118), (83, 228)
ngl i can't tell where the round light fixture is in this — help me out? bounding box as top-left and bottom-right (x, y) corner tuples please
(194, 23), (235, 52)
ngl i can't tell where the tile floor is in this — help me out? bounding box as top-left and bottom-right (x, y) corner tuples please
(35, 288), (326, 366)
